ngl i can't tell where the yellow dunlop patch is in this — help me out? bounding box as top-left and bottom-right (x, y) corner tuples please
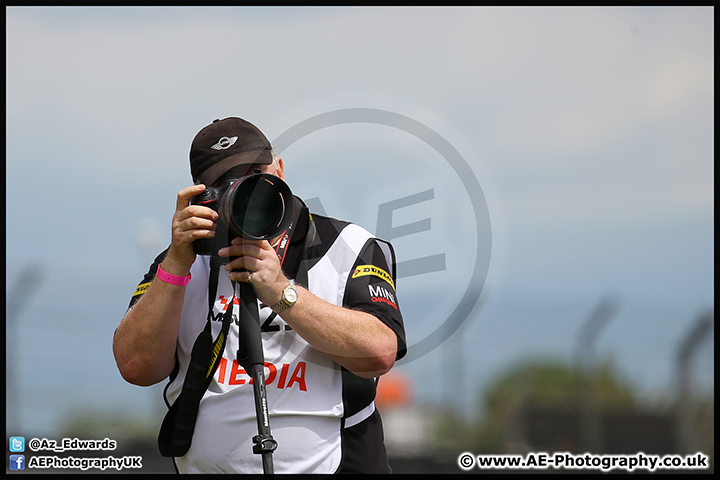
(133, 282), (151, 297)
(351, 265), (395, 290)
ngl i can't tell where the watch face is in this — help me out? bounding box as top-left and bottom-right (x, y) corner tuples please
(285, 286), (298, 303)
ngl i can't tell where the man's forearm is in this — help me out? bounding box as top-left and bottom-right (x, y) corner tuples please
(280, 285), (398, 378)
(113, 278), (186, 386)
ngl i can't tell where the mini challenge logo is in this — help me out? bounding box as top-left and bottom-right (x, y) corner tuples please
(368, 284), (398, 310)
(273, 108), (492, 362)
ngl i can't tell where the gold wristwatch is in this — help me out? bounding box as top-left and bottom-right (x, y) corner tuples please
(270, 280), (298, 313)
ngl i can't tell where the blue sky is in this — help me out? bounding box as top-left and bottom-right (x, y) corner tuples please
(6, 6), (713, 439)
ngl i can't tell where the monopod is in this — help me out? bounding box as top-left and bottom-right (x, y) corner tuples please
(236, 280), (278, 474)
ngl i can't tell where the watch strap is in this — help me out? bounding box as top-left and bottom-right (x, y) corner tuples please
(270, 281), (297, 313)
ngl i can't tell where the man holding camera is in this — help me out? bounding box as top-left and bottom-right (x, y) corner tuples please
(113, 117), (407, 474)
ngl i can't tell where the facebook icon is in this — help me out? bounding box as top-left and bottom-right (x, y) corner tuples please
(10, 454), (25, 470)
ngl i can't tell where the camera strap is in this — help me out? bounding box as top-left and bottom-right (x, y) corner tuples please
(158, 255), (235, 457)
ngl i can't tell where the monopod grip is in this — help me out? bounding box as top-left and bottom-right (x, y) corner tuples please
(236, 281), (265, 369)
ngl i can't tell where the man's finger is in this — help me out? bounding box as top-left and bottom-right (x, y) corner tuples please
(177, 184), (206, 211)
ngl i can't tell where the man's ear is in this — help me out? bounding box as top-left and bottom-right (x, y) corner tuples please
(275, 157), (286, 180)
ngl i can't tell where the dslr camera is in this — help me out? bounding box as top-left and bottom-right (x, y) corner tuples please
(191, 173), (294, 257)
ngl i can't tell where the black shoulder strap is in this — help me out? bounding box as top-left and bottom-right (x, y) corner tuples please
(158, 256), (235, 457)
(294, 213), (316, 288)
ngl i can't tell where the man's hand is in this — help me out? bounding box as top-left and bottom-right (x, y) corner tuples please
(219, 238), (287, 308)
(164, 184), (218, 272)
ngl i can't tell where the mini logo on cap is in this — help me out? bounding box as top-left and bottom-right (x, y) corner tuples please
(211, 136), (238, 150)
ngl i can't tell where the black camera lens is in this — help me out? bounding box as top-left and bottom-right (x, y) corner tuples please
(192, 173), (293, 256)
(220, 174), (293, 240)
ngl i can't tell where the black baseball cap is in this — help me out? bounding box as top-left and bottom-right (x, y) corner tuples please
(189, 117), (273, 185)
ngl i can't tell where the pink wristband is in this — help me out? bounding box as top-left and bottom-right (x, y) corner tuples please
(157, 264), (192, 286)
